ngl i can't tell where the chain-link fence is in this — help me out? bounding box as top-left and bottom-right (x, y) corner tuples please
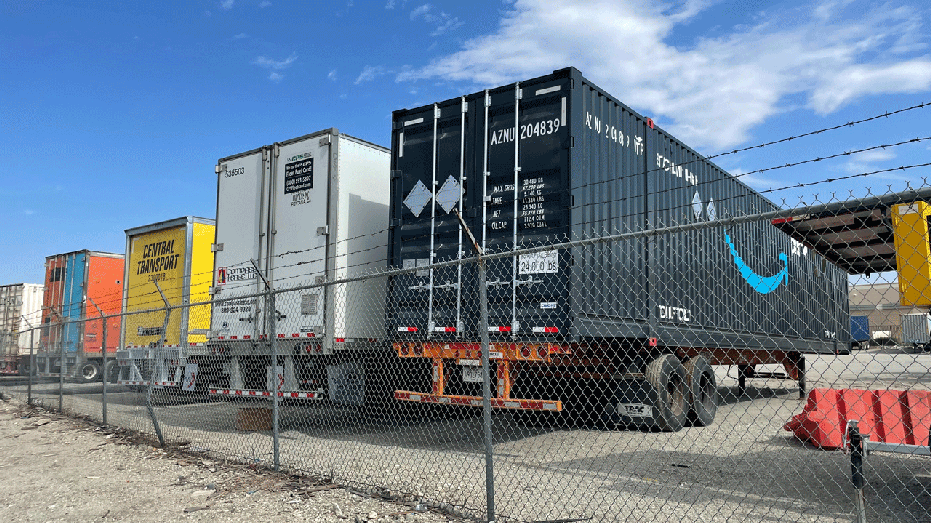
(2, 188), (930, 522)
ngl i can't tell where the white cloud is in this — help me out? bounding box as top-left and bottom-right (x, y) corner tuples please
(386, 0), (396, 8)
(355, 65), (387, 84)
(220, 0), (234, 10)
(843, 149), (897, 174)
(259, 1), (272, 7)
(396, 0), (931, 150)
(410, 3), (463, 36)
(327, 69), (337, 81)
(24, 210), (34, 215)
(252, 52), (297, 70)
(234, 33), (248, 39)
(269, 72), (283, 82)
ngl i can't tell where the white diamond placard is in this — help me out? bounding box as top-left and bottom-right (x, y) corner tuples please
(435, 175), (462, 213)
(707, 198), (717, 221)
(692, 191), (703, 220)
(404, 179), (432, 218)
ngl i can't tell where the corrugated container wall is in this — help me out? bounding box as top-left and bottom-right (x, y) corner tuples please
(0, 283), (44, 355)
(211, 129), (389, 347)
(387, 67), (849, 353)
(121, 217), (215, 348)
(41, 251), (124, 355)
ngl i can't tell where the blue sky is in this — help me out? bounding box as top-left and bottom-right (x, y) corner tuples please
(2, 0), (930, 285)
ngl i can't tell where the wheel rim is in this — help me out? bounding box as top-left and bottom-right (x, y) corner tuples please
(82, 364), (98, 380)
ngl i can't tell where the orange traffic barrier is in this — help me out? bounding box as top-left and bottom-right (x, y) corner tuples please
(784, 388), (931, 449)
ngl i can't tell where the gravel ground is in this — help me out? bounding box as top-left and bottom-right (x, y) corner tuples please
(0, 399), (465, 523)
(2, 348), (930, 522)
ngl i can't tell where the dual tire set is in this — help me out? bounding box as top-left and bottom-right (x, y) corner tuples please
(644, 354), (718, 432)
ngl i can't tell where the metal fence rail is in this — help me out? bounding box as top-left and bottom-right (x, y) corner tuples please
(2, 189), (930, 523)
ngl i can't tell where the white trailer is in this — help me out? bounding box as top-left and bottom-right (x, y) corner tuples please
(0, 283), (44, 375)
(208, 128), (389, 403)
(901, 313), (931, 345)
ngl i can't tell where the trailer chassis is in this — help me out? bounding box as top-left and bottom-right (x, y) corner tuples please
(393, 341), (807, 414)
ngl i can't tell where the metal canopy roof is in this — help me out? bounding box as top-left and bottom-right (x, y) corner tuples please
(772, 204), (898, 275)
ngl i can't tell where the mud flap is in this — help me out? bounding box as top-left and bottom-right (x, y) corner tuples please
(602, 379), (663, 429)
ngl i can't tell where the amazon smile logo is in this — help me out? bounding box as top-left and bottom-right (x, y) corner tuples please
(724, 231), (788, 294)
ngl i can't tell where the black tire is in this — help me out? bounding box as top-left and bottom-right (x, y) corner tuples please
(645, 354), (688, 432)
(18, 360), (34, 377)
(79, 361), (101, 383)
(684, 355), (717, 427)
(103, 360), (121, 384)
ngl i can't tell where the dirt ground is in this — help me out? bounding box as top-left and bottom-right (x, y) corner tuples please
(0, 398), (465, 523)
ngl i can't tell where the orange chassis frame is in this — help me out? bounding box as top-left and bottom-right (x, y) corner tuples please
(393, 341), (807, 411)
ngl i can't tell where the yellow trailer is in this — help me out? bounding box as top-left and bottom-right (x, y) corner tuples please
(892, 202), (931, 307)
(118, 217), (215, 387)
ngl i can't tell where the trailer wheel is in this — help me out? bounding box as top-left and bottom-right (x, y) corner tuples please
(645, 354), (688, 432)
(684, 355), (717, 426)
(104, 360), (121, 384)
(79, 361), (100, 383)
(18, 360), (34, 377)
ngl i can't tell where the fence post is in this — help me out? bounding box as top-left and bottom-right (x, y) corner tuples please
(101, 315), (107, 426)
(28, 330), (34, 406)
(145, 282), (169, 447)
(252, 259), (279, 472)
(22, 316), (35, 406)
(270, 286), (280, 472)
(59, 319), (65, 413)
(87, 297), (107, 426)
(452, 209), (495, 522)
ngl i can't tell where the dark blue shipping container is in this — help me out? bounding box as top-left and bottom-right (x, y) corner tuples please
(851, 316), (870, 342)
(387, 67), (850, 354)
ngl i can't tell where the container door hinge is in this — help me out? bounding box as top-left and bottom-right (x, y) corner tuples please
(215, 164), (224, 174)
(209, 286), (219, 296)
(319, 135), (332, 146)
(391, 170), (402, 179)
(211, 243), (224, 252)
(317, 226), (329, 236)
(390, 218), (401, 228)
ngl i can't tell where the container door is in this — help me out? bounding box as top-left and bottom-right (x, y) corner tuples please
(42, 256), (66, 352)
(62, 253), (86, 355)
(0, 286), (15, 360)
(268, 136), (331, 339)
(479, 80), (570, 338)
(389, 106), (446, 337)
(212, 150), (268, 340)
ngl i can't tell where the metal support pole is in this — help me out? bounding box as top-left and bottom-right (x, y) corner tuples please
(59, 320), (65, 413)
(146, 282), (169, 447)
(847, 420), (868, 523)
(251, 259), (279, 471)
(270, 288), (279, 472)
(87, 297), (107, 426)
(22, 316), (35, 406)
(453, 209), (495, 522)
(28, 331), (34, 406)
